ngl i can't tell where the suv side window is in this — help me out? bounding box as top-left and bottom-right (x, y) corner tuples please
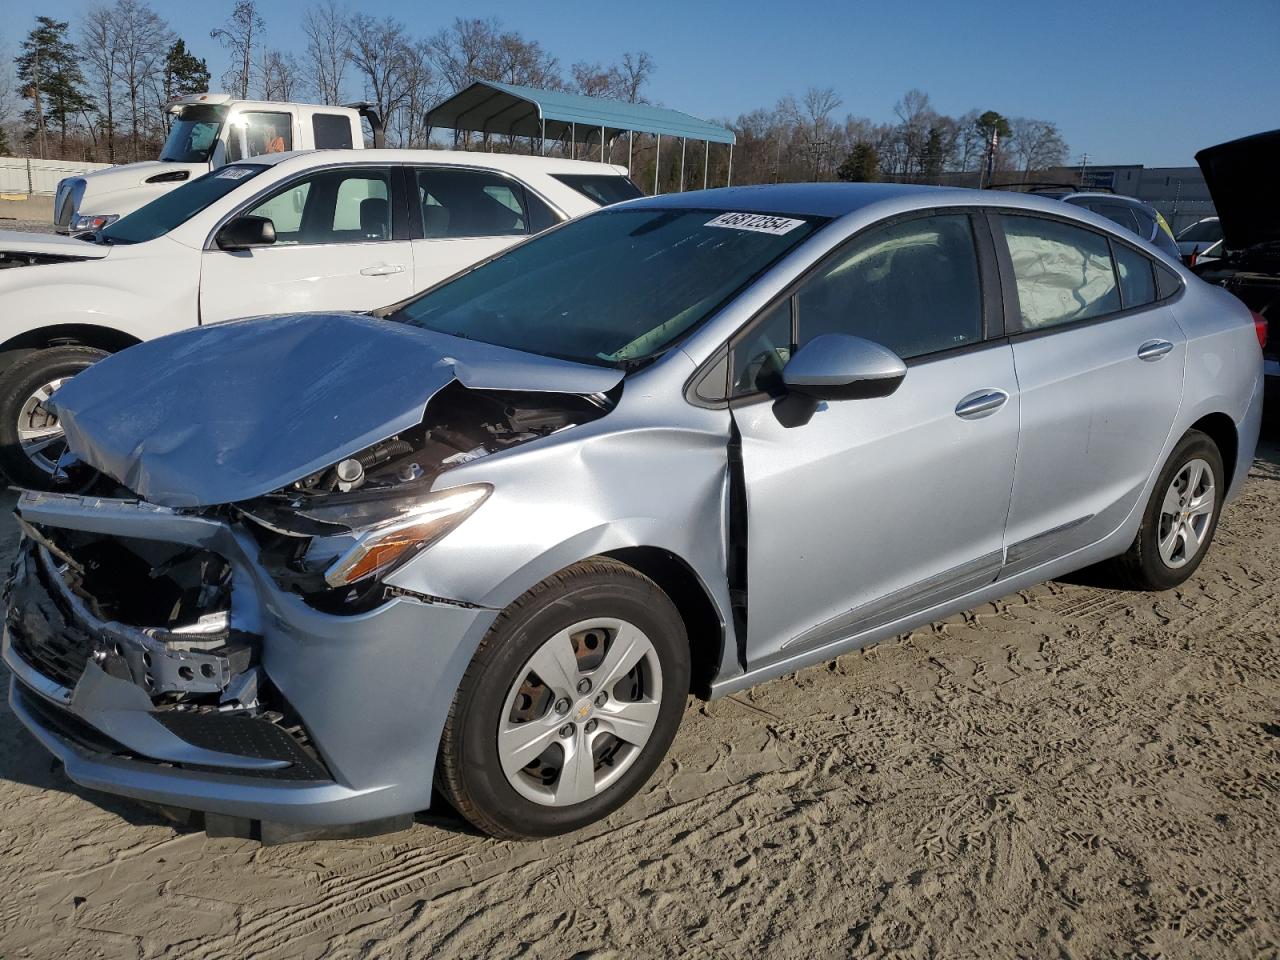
(225, 111), (293, 162)
(795, 214), (984, 359)
(415, 168), (530, 238)
(1001, 215), (1121, 330)
(244, 167), (393, 245)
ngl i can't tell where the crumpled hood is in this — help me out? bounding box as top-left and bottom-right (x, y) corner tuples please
(1195, 129), (1280, 252)
(0, 229), (110, 259)
(49, 312), (623, 508)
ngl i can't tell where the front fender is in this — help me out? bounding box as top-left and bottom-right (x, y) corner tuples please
(0, 240), (199, 347)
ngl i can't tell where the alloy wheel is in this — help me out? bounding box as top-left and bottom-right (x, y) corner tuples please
(1157, 457), (1215, 569)
(16, 377), (70, 476)
(497, 617), (663, 807)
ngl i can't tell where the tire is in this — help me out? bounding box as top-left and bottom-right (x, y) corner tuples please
(1105, 429), (1225, 590)
(0, 345), (107, 490)
(437, 558), (690, 840)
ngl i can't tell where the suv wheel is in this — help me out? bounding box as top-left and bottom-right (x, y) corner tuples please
(0, 346), (106, 490)
(1106, 429), (1224, 590)
(437, 558), (689, 839)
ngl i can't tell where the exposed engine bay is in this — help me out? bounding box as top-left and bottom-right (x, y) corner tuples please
(278, 383), (609, 500)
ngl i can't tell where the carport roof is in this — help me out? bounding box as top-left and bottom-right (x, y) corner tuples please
(425, 80), (736, 145)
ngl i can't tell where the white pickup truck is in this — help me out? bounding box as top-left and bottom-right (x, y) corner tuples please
(53, 94), (383, 233)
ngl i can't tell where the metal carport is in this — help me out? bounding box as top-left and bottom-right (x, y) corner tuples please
(424, 80), (737, 193)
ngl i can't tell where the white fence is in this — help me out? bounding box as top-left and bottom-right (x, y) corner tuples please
(0, 156), (113, 196)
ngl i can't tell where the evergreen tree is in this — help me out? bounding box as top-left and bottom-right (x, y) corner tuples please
(164, 39), (211, 102)
(15, 16), (92, 156)
(837, 142), (880, 183)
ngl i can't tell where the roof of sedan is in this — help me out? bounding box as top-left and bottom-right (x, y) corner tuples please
(619, 181), (1078, 219)
(249, 148), (627, 176)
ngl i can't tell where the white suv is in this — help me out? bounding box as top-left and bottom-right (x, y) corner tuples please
(0, 149), (642, 487)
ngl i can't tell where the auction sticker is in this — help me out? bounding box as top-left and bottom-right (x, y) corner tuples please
(705, 212), (806, 235)
(214, 167), (255, 180)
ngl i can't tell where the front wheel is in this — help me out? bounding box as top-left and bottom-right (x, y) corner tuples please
(436, 558), (690, 839)
(0, 345), (106, 490)
(1106, 429), (1225, 590)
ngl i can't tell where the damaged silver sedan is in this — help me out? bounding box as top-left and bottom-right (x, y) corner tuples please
(3, 184), (1264, 841)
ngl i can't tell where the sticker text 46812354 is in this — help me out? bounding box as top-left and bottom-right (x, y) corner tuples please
(704, 212), (807, 236)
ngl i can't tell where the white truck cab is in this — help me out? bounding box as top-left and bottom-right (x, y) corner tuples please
(53, 94), (383, 233)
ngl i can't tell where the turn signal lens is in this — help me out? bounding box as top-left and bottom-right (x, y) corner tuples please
(323, 484), (491, 587)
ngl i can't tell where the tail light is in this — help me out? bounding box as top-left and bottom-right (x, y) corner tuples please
(1252, 311), (1268, 350)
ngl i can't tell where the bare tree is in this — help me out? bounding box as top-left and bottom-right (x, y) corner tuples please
(571, 51), (654, 103)
(211, 0), (263, 100)
(1009, 117), (1068, 177)
(112, 0), (172, 160)
(301, 0), (350, 104)
(347, 14), (413, 144)
(81, 4), (122, 159)
(397, 38), (442, 147)
(258, 49), (300, 101)
(428, 17), (500, 96)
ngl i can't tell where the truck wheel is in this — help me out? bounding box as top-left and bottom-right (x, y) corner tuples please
(436, 558), (690, 839)
(0, 345), (107, 490)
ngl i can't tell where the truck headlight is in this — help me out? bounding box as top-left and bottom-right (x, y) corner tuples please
(71, 213), (119, 232)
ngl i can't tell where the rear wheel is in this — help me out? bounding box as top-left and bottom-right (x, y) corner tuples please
(0, 345), (106, 490)
(436, 558), (689, 839)
(1106, 429), (1224, 590)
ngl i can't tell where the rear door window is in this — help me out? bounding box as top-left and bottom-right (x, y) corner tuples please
(311, 113), (354, 149)
(415, 168), (530, 238)
(1000, 215), (1121, 330)
(551, 174), (645, 207)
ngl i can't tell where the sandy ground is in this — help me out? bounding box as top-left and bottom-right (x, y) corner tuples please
(0, 439), (1276, 959)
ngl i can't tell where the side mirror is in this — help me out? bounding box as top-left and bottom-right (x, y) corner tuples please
(216, 215), (276, 251)
(782, 333), (907, 400)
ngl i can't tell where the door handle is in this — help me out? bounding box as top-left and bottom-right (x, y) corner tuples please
(360, 263), (405, 277)
(954, 389), (1009, 420)
(1137, 339), (1174, 361)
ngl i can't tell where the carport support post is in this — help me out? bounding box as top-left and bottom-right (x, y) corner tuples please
(680, 137), (686, 191)
(727, 144), (734, 186)
(540, 117), (546, 156)
(654, 134), (661, 194)
(628, 130), (634, 176)
(704, 141), (709, 189)
(570, 122), (575, 159)
(601, 125), (606, 162)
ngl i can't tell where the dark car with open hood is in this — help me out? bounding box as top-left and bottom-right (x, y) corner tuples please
(1193, 129), (1279, 402)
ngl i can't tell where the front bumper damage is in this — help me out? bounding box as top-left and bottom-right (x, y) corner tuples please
(4, 491), (498, 837)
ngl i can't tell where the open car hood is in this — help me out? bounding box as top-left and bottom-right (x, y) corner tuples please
(49, 313), (623, 508)
(1195, 129), (1280, 252)
(0, 230), (110, 259)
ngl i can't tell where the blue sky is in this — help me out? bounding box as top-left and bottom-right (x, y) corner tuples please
(10, 0), (1280, 165)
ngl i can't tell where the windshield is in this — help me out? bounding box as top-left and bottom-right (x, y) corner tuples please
(1178, 219), (1222, 243)
(551, 173), (644, 207)
(160, 105), (227, 163)
(390, 208), (824, 365)
(99, 164), (268, 245)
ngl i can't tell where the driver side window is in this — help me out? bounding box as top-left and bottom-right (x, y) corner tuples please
(796, 214), (984, 359)
(243, 168), (393, 245)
